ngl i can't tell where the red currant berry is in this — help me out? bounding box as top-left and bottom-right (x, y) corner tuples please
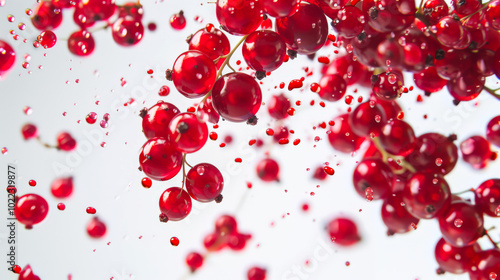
(242, 30), (286, 72)
(379, 119), (416, 156)
(372, 71), (404, 101)
(413, 66), (446, 93)
(381, 191), (420, 235)
(402, 172), (451, 219)
(186, 163), (224, 202)
(21, 123), (38, 140)
(487, 0), (500, 30)
(267, 94), (291, 120)
(142, 101), (180, 139)
(186, 252), (204, 272)
(460, 135), (493, 169)
(170, 10), (186, 30)
(117, 2), (143, 20)
(332, 6), (365, 39)
(469, 249), (500, 280)
(0, 40), (16, 77)
(15, 193), (49, 229)
(37, 30), (57, 49)
(227, 233), (251, 250)
(111, 18), (144, 46)
(247, 266), (267, 280)
(170, 236), (180, 246)
(327, 217), (361, 246)
(196, 96), (220, 124)
(327, 113), (365, 153)
(203, 232), (226, 251)
(353, 158), (393, 200)
(216, 0), (263, 35)
(68, 30), (95, 56)
(211, 72), (262, 122)
(57, 132), (77, 151)
(172, 50), (217, 98)
(318, 74), (347, 102)
(77, 0), (116, 22)
(159, 187), (192, 221)
(256, 158), (280, 182)
(422, 0), (449, 24)
(323, 54), (366, 86)
(188, 25), (230, 69)
(487, 116), (500, 148)
(435, 238), (481, 274)
(405, 133), (458, 175)
(432, 16), (466, 48)
(447, 72), (484, 101)
(263, 0), (300, 17)
(475, 179), (500, 217)
(50, 177), (73, 198)
(438, 200), (484, 247)
(168, 113), (209, 153)
(31, 1), (63, 30)
(275, 2), (328, 55)
(349, 101), (387, 137)
(73, 7), (97, 29)
(87, 216), (107, 238)
(434, 49), (471, 80)
(139, 137), (182, 181)
(215, 215), (238, 236)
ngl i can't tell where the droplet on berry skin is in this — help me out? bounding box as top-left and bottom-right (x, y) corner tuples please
(86, 207), (96, 214)
(87, 217), (107, 238)
(141, 177), (152, 188)
(454, 219), (463, 228)
(68, 30), (95, 56)
(170, 237), (180, 246)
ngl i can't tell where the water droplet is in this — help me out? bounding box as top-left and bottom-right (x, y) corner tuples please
(197, 166), (205, 175)
(435, 158), (443, 166)
(86, 112), (97, 124)
(100, 142), (106, 148)
(454, 219), (463, 228)
(1, 147), (8, 155)
(411, 223), (417, 230)
(18, 23), (26, 30)
(25, 9), (33, 16)
(100, 120), (108, 128)
(490, 272), (497, 280)
(103, 113), (110, 122)
(365, 187), (374, 201)
(22, 62), (29, 69)
(388, 73), (397, 84)
(23, 106), (32, 115)
(7, 15), (14, 22)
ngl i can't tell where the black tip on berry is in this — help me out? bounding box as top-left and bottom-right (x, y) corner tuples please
(177, 122), (189, 134)
(371, 74), (379, 85)
(215, 194), (223, 203)
(263, 14), (268, 21)
(159, 213), (169, 223)
(369, 7), (379, 19)
(448, 134), (458, 142)
(139, 108), (148, 118)
(255, 71), (266, 80)
(307, 53), (316, 61)
(165, 69), (173, 81)
(357, 31), (366, 41)
(247, 115), (258, 126)
(138, 166), (143, 171)
(452, 14), (460, 21)
(425, 54), (435, 66)
(435, 49), (445, 60)
(424, 91), (432, 97)
(287, 49), (297, 60)
(386, 230), (395, 236)
(179, 10), (184, 16)
(436, 268), (445, 275)
(452, 99), (461, 106)
(186, 34), (193, 44)
(468, 41), (478, 50)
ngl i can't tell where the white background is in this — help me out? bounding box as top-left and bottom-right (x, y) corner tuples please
(0, 1), (499, 280)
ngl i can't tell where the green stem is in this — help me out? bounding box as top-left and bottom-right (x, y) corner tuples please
(372, 137), (417, 174)
(484, 86), (500, 101)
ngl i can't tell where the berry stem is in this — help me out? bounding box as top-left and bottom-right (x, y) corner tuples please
(453, 188), (475, 195)
(484, 227), (500, 249)
(181, 153), (188, 191)
(484, 86), (500, 101)
(36, 136), (57, 149)
(371, 137), (417, 173)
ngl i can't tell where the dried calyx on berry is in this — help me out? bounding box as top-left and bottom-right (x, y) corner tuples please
(247, 115), (258, 126)
(165, 69), (173, 81)
(287, 49), (297, 60)
(255, 71), (266, 80)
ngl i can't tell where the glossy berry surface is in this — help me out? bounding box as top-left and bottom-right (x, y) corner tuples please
(57, 132), (77, 151)
(142, 101), (180, 139)
(242, 30), (286, 72)
(327, 113), (364, 153)
(216, 0), (263, 35)
(438, 201), (484, 247)
(159, 187), (192, 221)
(352, 158), (393, 200)
(379, 119), (416, 156)
(186, 163), (224, 202)
(37, 30), (57, 49)
(168, 112), (208, 153)
(31, 1), (63, 30)
(474, 179), (500, 217)
(349, 101), (387, 137)
(139, 137), (182, 181)
(15, 194), (49, 228)
(189, 25), (230, 69)
(434, 238), (480, 274)
(405, 133), (458, 175)
(327, 217), (361, 246)
(275, 2), (328, 55)
(112, 18), (144, 46)
(267, 94), (290, 120)
(50, 177), (73, 198)
(247, 266), (267, 280)
(486, 116), (500, 147)
(172, 50), (217, 98)
(256, 158), (280, 182)
(413, 67), (446, 93)
(460, 136), (493, 169)
(0, 40), (16, 77)
(18, 264), (40, 280)
(402, 172), (451, 219)
(332, 6), (365, 39)
(170, 10), (186, 30)
(77, 0), (116, 22)
(68, 30), (95, 56)
(318, 74), (347, 102)
(87, 217), (107, 238)
(21, 124), (38, 140)
(186, 252), (204, 272)
(211, 72), (262, 122)
(382, 191), (419, 235)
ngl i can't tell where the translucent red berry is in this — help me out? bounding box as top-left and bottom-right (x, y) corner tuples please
(57, 132), (77, 151)
(318, 74), (347, 102)
(216, 0), (263, 35)
(172, 50), (217, 98)
(87, 216), (107, 238)
(186, 252), (204, 272)
(438, 201), (484, 247)
(50, 177), (73, 198)
(37, 30), (57, 49)
(18, 264), (40, 280)
(31, 1), (63, 30)
(0, 40), (16, 77)
(242, 30), (286, 72)
(487, 116), (500, 148)
(379, 119), (416, 156)
(405, 133), (458, 175)
(142, 101), (180, 139)
(68, 30), (95, 56)
(168, 112), (209, 153)
(22, 123), (38, 140)
(381, 191), (420, 234)
(327, 217), (361, 246)
(188, 25), (230, 69)
(256, 158), (280, 182)
(327, 113), (365, 153)
(349, 101), (387, 137)
(435, 238), (481, 274)
(15, 193), (49, 229)
(402, 172), (451, 219)
(139, 137), (182, 181)
(186, 163), (224, 202)
(353, 158), (393, 200)
(111, 18), (144, 46)
(247, 266), (267, 280)
(159, 187), (192, 221)
(77, 0), (116, 22)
